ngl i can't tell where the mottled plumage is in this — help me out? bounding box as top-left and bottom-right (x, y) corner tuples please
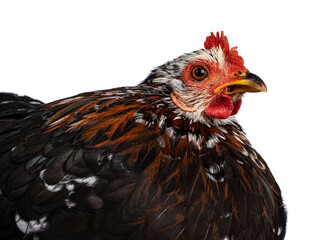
(0, 32), (286, 240)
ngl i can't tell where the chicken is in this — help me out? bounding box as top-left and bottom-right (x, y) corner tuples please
(0, 32), (286, 240)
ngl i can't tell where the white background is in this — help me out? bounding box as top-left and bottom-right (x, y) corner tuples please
(1, 1), (319, 239)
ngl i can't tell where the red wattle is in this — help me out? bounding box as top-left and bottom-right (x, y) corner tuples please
(204, 95), (234, 119)
(231, 99), (242, 116)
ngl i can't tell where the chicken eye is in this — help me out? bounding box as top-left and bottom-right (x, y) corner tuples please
(191, 66), (207, 81)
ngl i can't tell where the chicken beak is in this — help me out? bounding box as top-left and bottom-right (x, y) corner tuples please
(214, 72), (267, 95)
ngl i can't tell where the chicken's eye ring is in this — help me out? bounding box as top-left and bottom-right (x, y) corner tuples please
(191, 66), (208, 81)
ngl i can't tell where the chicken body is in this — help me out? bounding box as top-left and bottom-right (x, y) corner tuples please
(0, 32), (286, 240)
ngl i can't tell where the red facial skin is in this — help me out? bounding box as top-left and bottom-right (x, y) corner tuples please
(181, 59), (247, 119)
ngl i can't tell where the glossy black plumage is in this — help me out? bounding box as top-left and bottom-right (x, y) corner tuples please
(0, 89), (286, 240)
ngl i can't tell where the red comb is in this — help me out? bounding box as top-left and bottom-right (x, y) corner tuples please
(204, 31), (244, 66)
(204, 31), (230, 53)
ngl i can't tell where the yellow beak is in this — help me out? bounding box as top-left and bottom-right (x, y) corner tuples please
(214, 72), (267, 95)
